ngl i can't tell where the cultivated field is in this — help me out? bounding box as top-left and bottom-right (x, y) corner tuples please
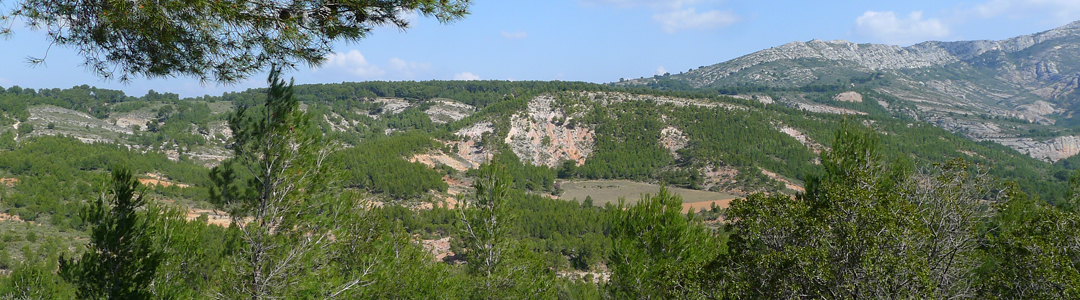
(559, 180), (739, 212)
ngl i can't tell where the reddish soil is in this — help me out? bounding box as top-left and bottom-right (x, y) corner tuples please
(0, 178), (18, 187)
(682, 198), (736, 213)
(138, 178), (191, 188)
(421, 237), (454, 262)
(0, 212), (24, 223)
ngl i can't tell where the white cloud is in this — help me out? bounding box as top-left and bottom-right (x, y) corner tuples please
(0, 77), (10, 86)
(854, 11), (950, 45)
(316, 51), (434, 80)
(581, 0), (739, 33)
(453, 72), (480, 81)
(655, 66), (668, 76)
(653, 8), (739, 33)
(500, 30), (529, 40)
(388, 57), (432, 79)
(971, 0), (1080, 23)
(320, 50), (385, 78)
(582, 0), (703, 10)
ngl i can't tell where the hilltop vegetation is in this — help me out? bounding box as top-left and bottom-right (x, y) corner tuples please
(0, 75), (1077, 298)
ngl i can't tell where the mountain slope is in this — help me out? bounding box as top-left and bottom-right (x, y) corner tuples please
(621, 20), (1080, 162)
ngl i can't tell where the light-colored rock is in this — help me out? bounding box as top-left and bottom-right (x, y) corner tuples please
(659, 126), (689, 157)
(778, 126), (825, 153)
(1006, 100), (1058, 125)
(373, 98), (412, 114)
(733, 94), (775, 105)
(424, 99), (474, 124)
(833, 91), (863, 103)
(504, 96), (595, 167)
(115, 116), (150, 129)
(794, 102), (866, 115)
(423, 121), (496, 170)
(323, 112), (352, 132)
(992, 135), (1080, 162)
(754, 94), (775, 105)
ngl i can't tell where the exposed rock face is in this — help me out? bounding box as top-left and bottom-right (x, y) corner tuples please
(504, 96), (595, 167)
(323, 112), (351, 132)
(778, 126), (824, 154)
(424, 100), (474, 124)
(373, 98), (412, 114)
(28, 105), (132, 142)
(926, 116), (1007, 138)
(733, 94), (775, 105)
(1008, 101), (1057, 125)
(833, 91), (863, 103)
(451, 122), (495, 168)
(659, 126), (689, 158)
(410, 122), (495, 172)
(115, 116), (150, 129)
(755, 94), (775, 105)
(794, 102), (866, 115)
(992, 135), (1080, 162)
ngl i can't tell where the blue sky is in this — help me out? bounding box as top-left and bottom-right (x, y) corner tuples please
(2, 0), (1079, 98)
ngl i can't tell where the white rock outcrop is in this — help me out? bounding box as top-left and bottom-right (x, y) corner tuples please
(504, 96), (594, 167)
(993, 135), (1080, 162)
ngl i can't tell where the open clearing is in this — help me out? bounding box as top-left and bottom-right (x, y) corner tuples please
(559, 180), (738, 212)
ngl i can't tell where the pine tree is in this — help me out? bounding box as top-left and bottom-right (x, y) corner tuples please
(60, 167), (162, 300)
(210, 67), (362, 299)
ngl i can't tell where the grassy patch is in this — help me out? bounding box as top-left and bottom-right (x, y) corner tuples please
(560, 179), (738, 208)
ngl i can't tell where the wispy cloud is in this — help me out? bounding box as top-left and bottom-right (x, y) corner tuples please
(654, 8), (739, 33)
(389, 57), (432, 79)
(319, 50), (386, 78)
(500, 30), (529, 40)
(655, 66), (668, 76)
(854, 11), (950, 45)
(853, 0), (1080, 46)
(581, 0), (740, 33)
(453, 72), (480, 81)
(315, 50), (435, 80)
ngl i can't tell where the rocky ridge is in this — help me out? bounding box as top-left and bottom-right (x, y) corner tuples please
(621, 20), (1080, 162)
(672, 20), (1080, 89)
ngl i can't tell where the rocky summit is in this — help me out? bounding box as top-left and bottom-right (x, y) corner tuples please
(623, 20), (1080, 162)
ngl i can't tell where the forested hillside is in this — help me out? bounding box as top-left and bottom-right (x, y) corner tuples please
(0, 76), (1078, 298)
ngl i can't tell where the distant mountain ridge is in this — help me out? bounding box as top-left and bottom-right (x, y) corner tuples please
(665, 20), (1080, 89)
(622, 20), (1080, 163)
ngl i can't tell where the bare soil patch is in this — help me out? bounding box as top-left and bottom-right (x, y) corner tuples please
(138, 173), (190, 188)
(760, 169), (804, 193)
(138, 178), (190, 188)
(682, 199), (735, 213)
(0, 178), (18, 187)
(185, 208), (234, 227)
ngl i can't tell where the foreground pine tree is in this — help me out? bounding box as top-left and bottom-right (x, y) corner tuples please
(210, 67), (366, 299)
(60, 167), (162, 300)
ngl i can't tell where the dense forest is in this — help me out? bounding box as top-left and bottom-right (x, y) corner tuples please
(0, 74), (1077, 298)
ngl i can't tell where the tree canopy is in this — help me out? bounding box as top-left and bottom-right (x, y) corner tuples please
(2, 0), (470, 82)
